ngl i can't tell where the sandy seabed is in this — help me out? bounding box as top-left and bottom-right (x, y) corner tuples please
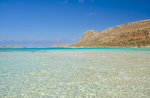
(0, 48), (150, 98)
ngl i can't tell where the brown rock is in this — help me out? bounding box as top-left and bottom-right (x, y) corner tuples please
(71, 19), (150, 47)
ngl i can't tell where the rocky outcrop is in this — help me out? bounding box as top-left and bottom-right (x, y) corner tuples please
(73, 30), (100, 47)
(71, 19), (150, 47)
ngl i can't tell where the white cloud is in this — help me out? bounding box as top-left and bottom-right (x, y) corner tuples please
(88, 12), (96, 16)
(78, 0), (95, 3)
(59, 0), (68, 4)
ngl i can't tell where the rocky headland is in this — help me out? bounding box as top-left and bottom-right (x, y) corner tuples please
(70, 19), (150, 47)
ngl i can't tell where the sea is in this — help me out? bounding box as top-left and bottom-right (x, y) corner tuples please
(0, 48), (150, 98)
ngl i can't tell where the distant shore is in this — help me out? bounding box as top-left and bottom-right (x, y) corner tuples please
(0, 46), (24, 48)
(69, 45), (150, 48)
(1, 46), (150, 49)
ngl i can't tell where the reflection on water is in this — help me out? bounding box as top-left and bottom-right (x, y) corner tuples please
(0, 48), (150, 97)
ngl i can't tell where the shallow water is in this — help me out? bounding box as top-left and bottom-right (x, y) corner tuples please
(0, 48), (150, 98)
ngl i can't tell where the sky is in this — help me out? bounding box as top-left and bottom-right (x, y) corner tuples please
(0, 0), (150, 47)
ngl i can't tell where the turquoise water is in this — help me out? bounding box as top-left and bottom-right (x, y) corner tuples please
(0, 48), (150, 98)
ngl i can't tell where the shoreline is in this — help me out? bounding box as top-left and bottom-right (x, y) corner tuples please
(0, 47), (150, 49)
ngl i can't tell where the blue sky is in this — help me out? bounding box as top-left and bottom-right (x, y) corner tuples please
(0, 0), (150, 47)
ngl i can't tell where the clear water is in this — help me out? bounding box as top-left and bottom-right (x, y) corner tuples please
(0, 48), (150, 98)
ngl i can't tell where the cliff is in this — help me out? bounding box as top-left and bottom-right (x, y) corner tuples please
(71, 19), (150, 47)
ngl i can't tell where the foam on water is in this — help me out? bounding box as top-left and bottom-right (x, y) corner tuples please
(0, 48), (150, 97)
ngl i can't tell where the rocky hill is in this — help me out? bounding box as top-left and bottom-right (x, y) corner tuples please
(71, 19), (150, 47)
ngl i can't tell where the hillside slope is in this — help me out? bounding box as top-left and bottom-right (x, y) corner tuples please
(71, 19), (150, 47)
